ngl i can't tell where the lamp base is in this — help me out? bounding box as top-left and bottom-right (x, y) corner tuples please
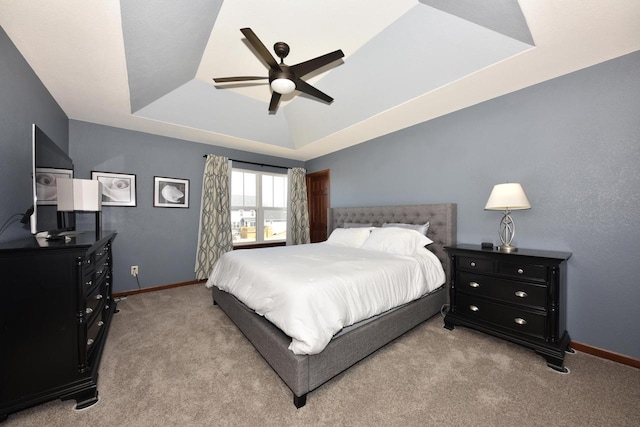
(497, 244), (518, 253)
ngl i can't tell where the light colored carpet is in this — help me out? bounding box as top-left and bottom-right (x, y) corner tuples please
(5, 284), (640, 426)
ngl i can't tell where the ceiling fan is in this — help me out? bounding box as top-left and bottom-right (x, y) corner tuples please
(213, 28), (344, 113)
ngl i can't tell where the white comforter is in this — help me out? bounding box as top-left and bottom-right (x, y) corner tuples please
(205, 243), (445, 355)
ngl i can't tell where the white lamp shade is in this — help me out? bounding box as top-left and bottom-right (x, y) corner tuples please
(57, 178), (103, 212)
(485, 183), (531, 211)
(270, 78), (295, 94)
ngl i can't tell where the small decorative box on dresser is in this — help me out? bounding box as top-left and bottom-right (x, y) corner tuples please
(444, 244), (572, 372)
(0, 232), (117, 422)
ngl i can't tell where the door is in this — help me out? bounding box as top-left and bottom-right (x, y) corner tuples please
(306, 170), (330, 243)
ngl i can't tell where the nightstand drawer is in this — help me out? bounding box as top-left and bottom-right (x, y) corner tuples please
(456, 294), (546, 339)
(457, 272), (547, 309)
(457, 256), (493, 273)
(497, 261), (547, 282)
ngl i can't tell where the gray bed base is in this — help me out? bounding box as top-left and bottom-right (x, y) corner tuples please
(211, 203), (457, 408)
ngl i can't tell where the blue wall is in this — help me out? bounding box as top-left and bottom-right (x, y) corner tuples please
(69, 121), (302, 293)
(305, 51), (640, 359)
(0, 26), (68, 242)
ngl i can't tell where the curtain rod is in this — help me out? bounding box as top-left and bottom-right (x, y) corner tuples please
(202, 155), (290, 170)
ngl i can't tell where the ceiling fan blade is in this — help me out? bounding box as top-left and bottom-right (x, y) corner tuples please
(213, 76), (268, 83)
(240, 28), (281, 71)
(293, 79), (333, 103)
(290, 49), (344, 78)
(268, 92), (282, 113)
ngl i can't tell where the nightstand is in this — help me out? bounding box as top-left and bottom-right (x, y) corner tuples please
(444, 244), (572, 372)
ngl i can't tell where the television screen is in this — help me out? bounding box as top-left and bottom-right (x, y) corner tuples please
(30, 124), (74, 234)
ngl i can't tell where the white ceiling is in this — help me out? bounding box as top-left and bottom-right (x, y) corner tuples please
(1, 0), (639, 161)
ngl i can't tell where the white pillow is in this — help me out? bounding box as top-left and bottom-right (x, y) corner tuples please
(382, 221), (429, 236)
(326, 227), (372, 247)
(361, 227), (432, 255)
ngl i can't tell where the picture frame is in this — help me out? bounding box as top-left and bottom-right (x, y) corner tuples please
(91, 171), (137, 207)
(154, 176), (189, 208)
(35, 167), (73, 205)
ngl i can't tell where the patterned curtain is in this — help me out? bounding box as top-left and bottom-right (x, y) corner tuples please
(286, 167), (310, 245)
(195, 155), (234, 280)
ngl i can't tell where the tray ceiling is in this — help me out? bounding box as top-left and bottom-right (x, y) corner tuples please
(1, 0), (639, 160)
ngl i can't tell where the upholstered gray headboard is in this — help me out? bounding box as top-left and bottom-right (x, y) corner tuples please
(327, 203), (457, 282)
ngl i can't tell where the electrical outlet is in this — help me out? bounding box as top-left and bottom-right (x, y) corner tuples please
(130, 265), (139, 277)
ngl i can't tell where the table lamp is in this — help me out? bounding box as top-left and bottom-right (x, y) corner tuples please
(57, 178), (103, 239)
(485, 183), (531, 253)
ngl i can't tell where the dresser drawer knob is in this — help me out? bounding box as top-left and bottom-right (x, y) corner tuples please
(517, 268), (524, 274)
(97, 321), (104, 327)
(85, 280), (92, 287)
(87, 338), (95, 346)
(515, 291), (528, 298)
(470, 262), (476, 267)
(469, 281), (480, 288)
(514, 317), (527, 325)
(85, 307), (93, 315)
(469, 305), (479, 312)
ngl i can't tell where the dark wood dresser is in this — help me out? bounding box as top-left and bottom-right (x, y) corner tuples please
(0, 232), (117, 422)
(444, 244), (572, 372)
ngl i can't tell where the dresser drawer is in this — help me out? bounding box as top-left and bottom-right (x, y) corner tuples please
(456, 256), (493, 273)
(85, 285), (106, 318)
(497, 261), (547, 282)
(86, 310), (105, 353)
(456, 293), (546, 340)
(457, 271), (547, 309)
(82, 258), (109, 291)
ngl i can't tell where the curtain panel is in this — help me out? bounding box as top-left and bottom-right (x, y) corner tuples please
(195, 155), (233, 280)
(287, 167), (310, 245)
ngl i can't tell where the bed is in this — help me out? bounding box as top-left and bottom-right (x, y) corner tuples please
(208, 203), (457, 408)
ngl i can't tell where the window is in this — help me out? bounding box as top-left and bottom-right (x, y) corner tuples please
(231, 169), (288, 245)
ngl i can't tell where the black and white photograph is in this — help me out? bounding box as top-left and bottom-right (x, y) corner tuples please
(154, 176), (189, 208)
(91, 171), (137, 206)
(35, 167), (73, 205)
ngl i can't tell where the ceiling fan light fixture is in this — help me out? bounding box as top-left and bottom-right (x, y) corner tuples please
(271, 78), (295, 94)
(213, 28), (344, 112)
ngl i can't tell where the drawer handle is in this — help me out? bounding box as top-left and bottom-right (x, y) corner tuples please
(97, 320), (104, 327)
(95, 294), (103, 300)
(85, 280), (93, 287)
(515, 291), (528, 298)
(87, 338), (94, 346)
(514, 317), (527, 325)
(469, 305), (479, 312)
(517, 268), (524, 274)
(86, 307), (93, 315)
(470, 262), (476, 267)
(469, 281), (480, 288)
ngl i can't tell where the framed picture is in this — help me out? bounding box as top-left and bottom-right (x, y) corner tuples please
(35, 167), (73, 205)
(91, 171), (137, 207)
(154, 176), (189, 208)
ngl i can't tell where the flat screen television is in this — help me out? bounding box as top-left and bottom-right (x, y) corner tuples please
(29, 124), (75, 234)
